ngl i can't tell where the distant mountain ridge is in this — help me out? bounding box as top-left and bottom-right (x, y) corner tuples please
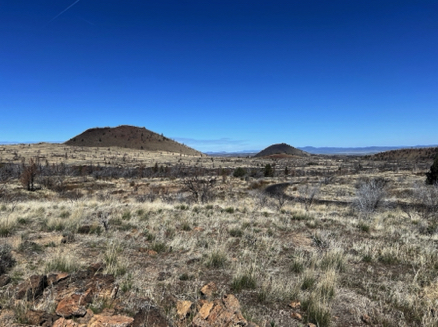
(64, 125), (202, 155)
(205, 145), (438, 156)
(298, 145), (438, 155)
(366, 146), (438, 161)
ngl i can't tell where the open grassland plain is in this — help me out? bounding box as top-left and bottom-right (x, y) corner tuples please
(0, 143), (438, 326)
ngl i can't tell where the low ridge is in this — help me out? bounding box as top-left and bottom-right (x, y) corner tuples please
(366, 146), (438, 161)
(254, 143), (309, 158)
(64, 125), (202, 156)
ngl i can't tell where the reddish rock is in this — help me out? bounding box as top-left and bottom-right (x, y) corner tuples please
(222, 294), (240, 311)
(200, 282), (217, 299)
(76, 308), (95, 324)
(197, 301), (214, 320)
(176, 300), (192, 319)
(288, 301), (301, 309)
(291, 312), (302, 321)
(25, 310), (59, 326)
(52, 317), (81, 327)
(48, 272), (70, 285)
(85, 274), (116, 300)
(192, 294), (250, 327)
(56, 289), (93, 318)
(88, 314), (134, 327)
(16, 275), (47, 300)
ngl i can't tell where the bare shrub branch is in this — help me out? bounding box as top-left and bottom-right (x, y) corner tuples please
(353, 177), (387, 217)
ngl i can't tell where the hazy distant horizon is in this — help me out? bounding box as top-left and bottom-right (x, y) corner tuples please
(1, 140), (436, 155)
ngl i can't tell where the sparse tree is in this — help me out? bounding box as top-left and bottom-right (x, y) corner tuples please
(299, 183), (320, 211)
(273, 189), (290, 211)
(181, 171), (216, 203)
(233, 167), (246, 178)
(20, 158), (39, 191)
(413, 182), (438, 220)
(264, 164), (274, 177)
(426, 154), (438, 185)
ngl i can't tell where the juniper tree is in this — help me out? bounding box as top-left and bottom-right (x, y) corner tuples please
(426, 154), (438, 185)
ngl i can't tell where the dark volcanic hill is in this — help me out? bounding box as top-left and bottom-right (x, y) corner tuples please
(65, 125), (202, 155)
(366, 146), (438, 161)
(254, 143), (309, 158)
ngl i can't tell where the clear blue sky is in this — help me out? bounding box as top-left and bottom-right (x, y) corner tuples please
(1, 1), (437, 152)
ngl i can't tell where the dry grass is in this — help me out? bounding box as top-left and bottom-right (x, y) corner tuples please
(0, 144), (437, 326)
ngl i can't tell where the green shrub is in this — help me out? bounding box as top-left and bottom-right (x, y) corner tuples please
(264, 164), (274, 177)
(290, 260), (304, 274)
(233, 167), (246, 178)
(206, 251), (227, 268)
(17, 217), (31, 225)
(302, 296), (331, 327)
(18, 241), (43, 254)
(121, 211), (131, 220)
(231, 274), (257, 292)
(181, 222), (191, 231)
(179, 273), (190, 281)
(301, 274), (316, 290)
(229, 228), (243, 237)
(136, 209), (145, 216)
(59, 211), (70, 219)
(357, 221), (370, 233)
(151, 242), (167, 253)
(0, 222), (13, 237)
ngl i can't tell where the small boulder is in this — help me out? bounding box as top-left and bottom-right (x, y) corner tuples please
(291, 312), (302, 321)
(88, 314), (134, 327)
(197, 301), (214, 320)
(192, 294), (253, 327)
(52, 317), (81, 327)
(76, 308), (94, 324)
(55, 289), (93, 318)
(176, 300), (192, 319)
(200, 282), (217, 299)
(47, 272), (70, 286)
(288, 301), (300, 309)
(25, 310), (59, 326)
(16, 275), (47, 300)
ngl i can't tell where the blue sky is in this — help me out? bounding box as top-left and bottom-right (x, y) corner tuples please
(1, 1), (437, 152)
